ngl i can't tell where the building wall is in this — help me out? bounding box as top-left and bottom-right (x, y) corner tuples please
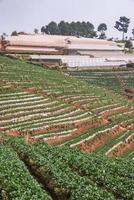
(81, 50), (124, 57)
(67, 65), (126, 71)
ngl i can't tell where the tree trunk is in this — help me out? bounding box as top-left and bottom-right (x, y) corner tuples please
(122, 31), (125, 41)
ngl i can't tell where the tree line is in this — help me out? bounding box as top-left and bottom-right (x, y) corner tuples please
(40, 21), (108, 39)
(11, 16), (134, 41)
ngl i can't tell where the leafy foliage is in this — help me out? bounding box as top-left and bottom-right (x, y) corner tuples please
(114, 16), (130, 40)
(4, 137), (134, 200)
(41, 21), (96, 38)
(97, 23), (107, 39)
(0, 145), (52, 200)
(125, 40), (133, 49)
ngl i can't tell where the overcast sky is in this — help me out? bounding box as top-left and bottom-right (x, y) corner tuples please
(0, 0), (134, 39)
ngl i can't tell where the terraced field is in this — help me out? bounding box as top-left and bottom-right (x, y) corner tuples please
(0, 55), (134, 157)
(69, 70), (134, 96)
(0, 55), (134, 199)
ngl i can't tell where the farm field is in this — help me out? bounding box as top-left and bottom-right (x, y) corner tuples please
(0, 55), (134, 199)
(0, 55), (134, 156)
(0, 137), (134, 200)
(68, 70), (134, 95)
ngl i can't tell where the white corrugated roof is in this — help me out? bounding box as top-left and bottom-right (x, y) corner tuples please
(4, 35), (121, 50)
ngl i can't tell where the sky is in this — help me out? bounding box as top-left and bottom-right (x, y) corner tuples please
(0, 0), (134, 39)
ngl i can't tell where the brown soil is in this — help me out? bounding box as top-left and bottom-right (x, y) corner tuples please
(100, 105), (132, 118)
(115, 74), (134, 100)
(108, 134), (134, 157)
(78, 124), (126, 153)
(7, 130), (21, 137)
(17, 152), (69, 200)
(45, 118), (108, 145)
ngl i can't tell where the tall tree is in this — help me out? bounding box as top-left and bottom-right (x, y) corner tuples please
(58, 21), (70, 35)
(41, 21), (96, 38)
(125, 40), (133, 49)
(97, 23), (107, 39)
(70, 22), (77, 36)
(45, 21), (60, 35)
(86, 22), (96, 38)
(114, 16), (130, 41)
(41, 26), (46, 34)
(34, 28), (39, 34)
(11, 31), (18, 36)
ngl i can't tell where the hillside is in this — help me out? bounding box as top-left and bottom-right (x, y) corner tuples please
(0, 55), (134, 200)
(0, 55), (134, 157)
(69, 70), (134, 96)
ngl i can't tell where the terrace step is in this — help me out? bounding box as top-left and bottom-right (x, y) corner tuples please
(107, 133), (134, 157)
(75, 124), (127, 153)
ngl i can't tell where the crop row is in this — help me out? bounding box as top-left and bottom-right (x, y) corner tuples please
(0, 145), (52, 200)
(5, 137), (134, 200)
(0, 55), (134, 158)
(4, 137), (116, 200)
